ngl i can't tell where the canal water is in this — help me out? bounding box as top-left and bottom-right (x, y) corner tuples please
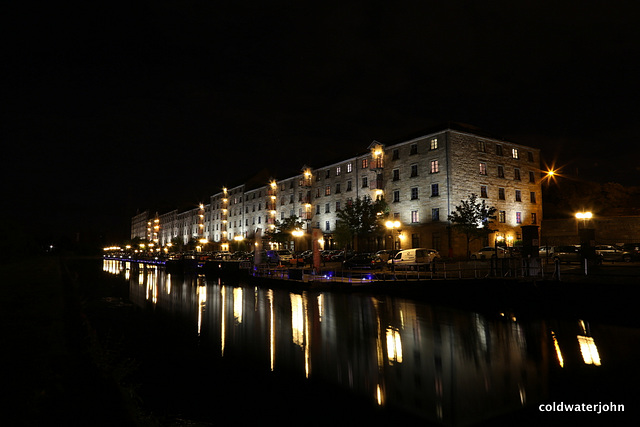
(97, 259), (639, 426)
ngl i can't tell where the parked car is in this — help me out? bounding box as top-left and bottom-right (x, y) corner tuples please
(538, 246), (555, 257)
(375, 249), (399, 263)
(266, 249), (294, 265)
(343, 253), (384, 269)
(552, 245), (581, 263)
(595, 245), (624, 262)
(621, 243), (640, 262)
(470, 246), (507, 259)
(388, 248), (440, 270)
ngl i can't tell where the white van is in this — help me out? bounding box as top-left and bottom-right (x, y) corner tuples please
(387, 248), (440, 270)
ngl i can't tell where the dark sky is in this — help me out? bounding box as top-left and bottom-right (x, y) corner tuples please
(4, 1), (640, 244)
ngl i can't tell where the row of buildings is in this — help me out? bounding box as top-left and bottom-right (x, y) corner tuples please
(131, 124), (544, 257)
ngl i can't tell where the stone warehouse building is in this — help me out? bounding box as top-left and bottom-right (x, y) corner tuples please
(132, 125), (543, 257)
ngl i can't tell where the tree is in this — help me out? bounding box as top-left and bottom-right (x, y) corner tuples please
(336, 196), (388, 251)
(448, 193), (497, 257)
(264, 215), (306, 247)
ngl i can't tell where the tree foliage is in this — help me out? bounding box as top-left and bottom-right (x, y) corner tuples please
(335, 196), (388, 250)
(264, 215), (306, 245)
(448, 193), (497, 256)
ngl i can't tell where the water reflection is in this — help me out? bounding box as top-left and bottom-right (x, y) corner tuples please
(102, 260), (635, 425)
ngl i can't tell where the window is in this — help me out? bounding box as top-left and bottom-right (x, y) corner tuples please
(478, 140), (486, 152)
(529, 171), (535, 183)
(432, 208), (440, 221)
(499, 211), (506, 223)
(325, 185), (331, 196)
(479, 162), (487, 175)
(412, 233), (420, 248)
(392, 169), (400, 181)
(516, 212), (522, 224)
(325, 221), (330, 231)
(410, 187), (419, 200)
(531, 212), (537, 224)
(315, 188), (320, 198)
(410, 143), (418, 155)
(530, 191), (536, 203)
(528, 151), (534, 162)
(430, 138), (438, 150)
(512, 148), (519, 159)
(325, 169), (331, 178)
(362, 176), (368, 188)
(316, 205), (320, 214)
(410, 164), (418, 177)
(514, 168), (521, 180)
(431, 183), (439, 197)
(336, 201), (341, 211)
(347, 163), (352, 173)
(496, 145), (503, 156)
(392, 149), (399, 160)
(499, 187), (505, 200)
(515, 190), (522, 202)
(480, 185), (488, 198)
(362, 159), (368, 169)
(346, 180), (352, 191)
(336, 166), (341, 176)
(498, 165), (505, 178)
(335, 183), (341, 193)
(411, 210), (419, 223)
(325, 203), (330, 213)
(393, 190), (400, 203)
(430, 160), (439, 173)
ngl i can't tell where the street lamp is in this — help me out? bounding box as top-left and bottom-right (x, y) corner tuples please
(575, 211), (593, 228)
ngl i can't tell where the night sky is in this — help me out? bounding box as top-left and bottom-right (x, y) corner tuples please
(4, 1), (640, 246)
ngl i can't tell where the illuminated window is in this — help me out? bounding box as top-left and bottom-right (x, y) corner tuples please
(347, 163), (352, 173)
(512, 148), (519, 159)
(336, 166), (341, 176)
(411, 210), (419, 223)
(430, 138), (438, 150)
(516, 212), (522, 224)
(499, 211), (506, 223)
(325, 185), (331, 196)
(430, 160), (439, 173)
(531, 212), (537, 224)
(362, 159), (369, 169)
(479, 162), (487, 175)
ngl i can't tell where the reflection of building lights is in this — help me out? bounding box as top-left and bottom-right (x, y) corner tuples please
(551, 331), (564, 368)
(386, 327), (403, 364)
(577, 335), (601, 366)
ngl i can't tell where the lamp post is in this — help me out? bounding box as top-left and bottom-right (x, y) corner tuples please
(386, 220), (401, 277)
(575, 211), (592, 229)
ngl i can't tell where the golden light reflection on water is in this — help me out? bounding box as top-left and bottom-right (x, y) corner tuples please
(197, 284), (206, 336)
(233, 287), (243, 324)
(577, 335), (601, 366)
(551, 331), (564, 368)
(385, 327), (403, 364)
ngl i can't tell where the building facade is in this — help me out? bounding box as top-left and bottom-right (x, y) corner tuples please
(132, 126), (543, 257)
